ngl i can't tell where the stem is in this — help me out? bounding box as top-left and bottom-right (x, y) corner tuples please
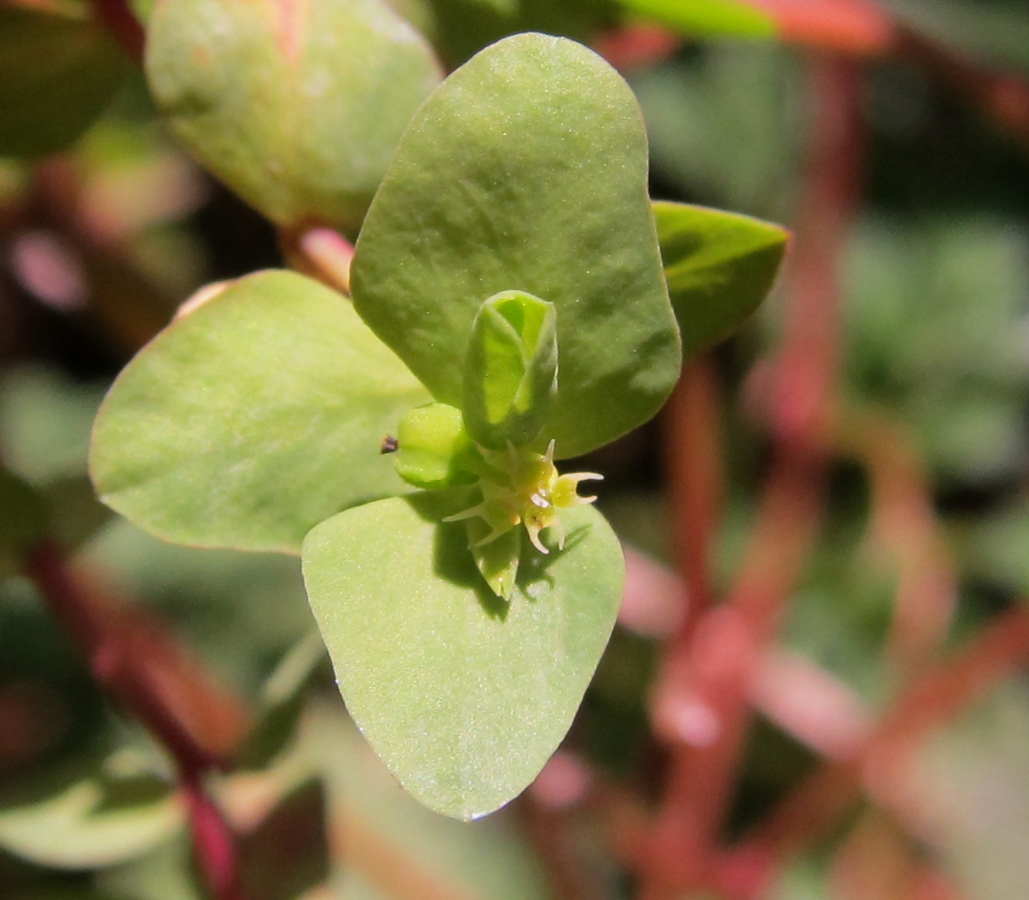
(640, 56), (864, 900)
(279, 225), (355, 296)
(662, 357), (723, 638)
(896, 24), (1029, 153)
(184, 772), (248, 900)
(717, 603), (1029, 898)
(599, 3), (1029, 153)
(593, 24), (682, 73)
(24, 540), (252, 900)
(836, 407), (958, 675)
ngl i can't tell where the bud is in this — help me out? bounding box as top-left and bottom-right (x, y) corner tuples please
(462, 290), (557, 449)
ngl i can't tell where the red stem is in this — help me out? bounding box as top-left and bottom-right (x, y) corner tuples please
(896, 24), (1029, 153)
(184, 772), (248, 900)
(597, 2), (1029, 154)
(716, 603), (1029, 899)
(641, 56), (864, 900)
(24, 541), (217, 774)
(837, 409), (958, 675)
(89, 0), (145, 65)
(24, 540), (251, 900)
(278, 225), (355, 296)
(662, 357), (723, 637)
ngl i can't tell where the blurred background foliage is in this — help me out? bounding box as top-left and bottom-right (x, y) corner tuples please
(1, 0), (1028, 898)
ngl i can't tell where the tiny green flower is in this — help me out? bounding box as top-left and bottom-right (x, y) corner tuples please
(445, 440), (602, 555)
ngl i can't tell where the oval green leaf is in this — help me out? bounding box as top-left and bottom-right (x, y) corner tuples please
(0, 6), (124, 157)
(301, 490), (624, 819)
(654, 201), (788, 356)
(351, 33), (681, 459)
(145, 0), (442, 233)
(90, 270), (430, 554)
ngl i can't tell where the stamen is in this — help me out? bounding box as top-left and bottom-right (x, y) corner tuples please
(549, 517), (566, 551)
(443, 502), (490, 523)
(525, 520), (549, 554)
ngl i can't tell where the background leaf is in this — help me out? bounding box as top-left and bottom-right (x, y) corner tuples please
(0, 6), (125, 158)
(352, 33), (681, 459)
(843, 216), (1029, 484)
(302, 491), (624, 819)
(616, 0), (775, 39)
(297, 707), (558, 900)
(234, 633), (327, 771)
(420, 0), (618, 66)
(654, 201), (788, 356)
(145, 0), (442, 233)
(90, 270), (430, 554)
(880, 0), (1029, 76)
(0, 468), (49, 568)
(617, 0), (895, 54)
(0, 752), (181, 869)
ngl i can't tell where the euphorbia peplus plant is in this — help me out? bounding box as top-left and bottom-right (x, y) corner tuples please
(89, 6), (787, 819)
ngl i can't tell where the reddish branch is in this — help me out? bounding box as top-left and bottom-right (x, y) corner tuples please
(599, 1), (1029, 155)
(184, 772), (249, 900)
(837, 409), (959, 674)
(714, 603), (1029, 899)
(24, 540), (252, 900)
(89, 0), (145, 65)
(896, 25), (1029, 153)
(641, 58), (865, 900)
(278, 225), (356, 297)
(827, 812), (970, 900)
(662, 358), (723, 635)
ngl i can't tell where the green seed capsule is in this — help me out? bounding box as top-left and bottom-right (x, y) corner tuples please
(392, 403), (478, 490)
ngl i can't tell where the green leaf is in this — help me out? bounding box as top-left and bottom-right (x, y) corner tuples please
(422, 0), (619, 65)
(654, 201), (788, 356)
(99, 834), (203, 900)
(0, 467), (49, 558)
(0, 366), (105, 484)
(90, 270), (430, 554)
(234, 632), (327, 771)
(301, 490), (624, 819)
(9, 889), (130, 900)
(42, 474), (114, 551)
(145, 0), (442, 233)
(616, 0), (775, 38)
(879, 0), (1029, 76)
(0, 752), (181, 869)
(352, 33), (681, 459)
(0, 7), (125, 157)
(462, 290), (557, 449)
